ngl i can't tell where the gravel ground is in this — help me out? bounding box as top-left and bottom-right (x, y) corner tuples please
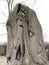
(0, 56), (7, 65)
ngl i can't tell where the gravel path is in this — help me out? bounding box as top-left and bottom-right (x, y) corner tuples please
(0, 56), (7, 65)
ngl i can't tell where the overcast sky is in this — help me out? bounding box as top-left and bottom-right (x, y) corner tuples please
(0, 0), (49, 44)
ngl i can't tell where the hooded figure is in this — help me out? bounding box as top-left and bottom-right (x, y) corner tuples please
(6, 3), (48, 65)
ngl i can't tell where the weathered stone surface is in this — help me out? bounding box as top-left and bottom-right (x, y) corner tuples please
(6, 3), (48, 65)
(44, 42), (49, 61)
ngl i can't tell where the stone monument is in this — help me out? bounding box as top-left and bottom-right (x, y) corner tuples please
(6, 3), (48, 65)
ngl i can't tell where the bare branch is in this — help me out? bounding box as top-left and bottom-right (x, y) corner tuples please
(6, 0), (14, 14)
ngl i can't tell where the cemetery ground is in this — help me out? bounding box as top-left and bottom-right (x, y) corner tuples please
(0, 56), (7, 65)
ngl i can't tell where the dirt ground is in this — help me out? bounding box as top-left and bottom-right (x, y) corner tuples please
(0, 56), (7, 65)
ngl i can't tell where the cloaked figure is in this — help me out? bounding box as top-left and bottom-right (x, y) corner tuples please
(6, 3), (48, 65)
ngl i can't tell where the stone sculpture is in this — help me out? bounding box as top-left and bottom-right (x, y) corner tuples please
(6, 3), (48, 65)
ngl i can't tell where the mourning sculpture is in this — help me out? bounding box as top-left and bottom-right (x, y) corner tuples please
(6, 3), (48, 65)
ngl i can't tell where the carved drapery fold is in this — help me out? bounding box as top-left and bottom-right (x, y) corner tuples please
(6, 3), (48, 65)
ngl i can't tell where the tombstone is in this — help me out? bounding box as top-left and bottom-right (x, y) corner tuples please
(0, 44), (6, 56)
(6, 3), (48, 65)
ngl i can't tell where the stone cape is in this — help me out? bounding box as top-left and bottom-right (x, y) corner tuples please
(6, 3), (48, 65)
